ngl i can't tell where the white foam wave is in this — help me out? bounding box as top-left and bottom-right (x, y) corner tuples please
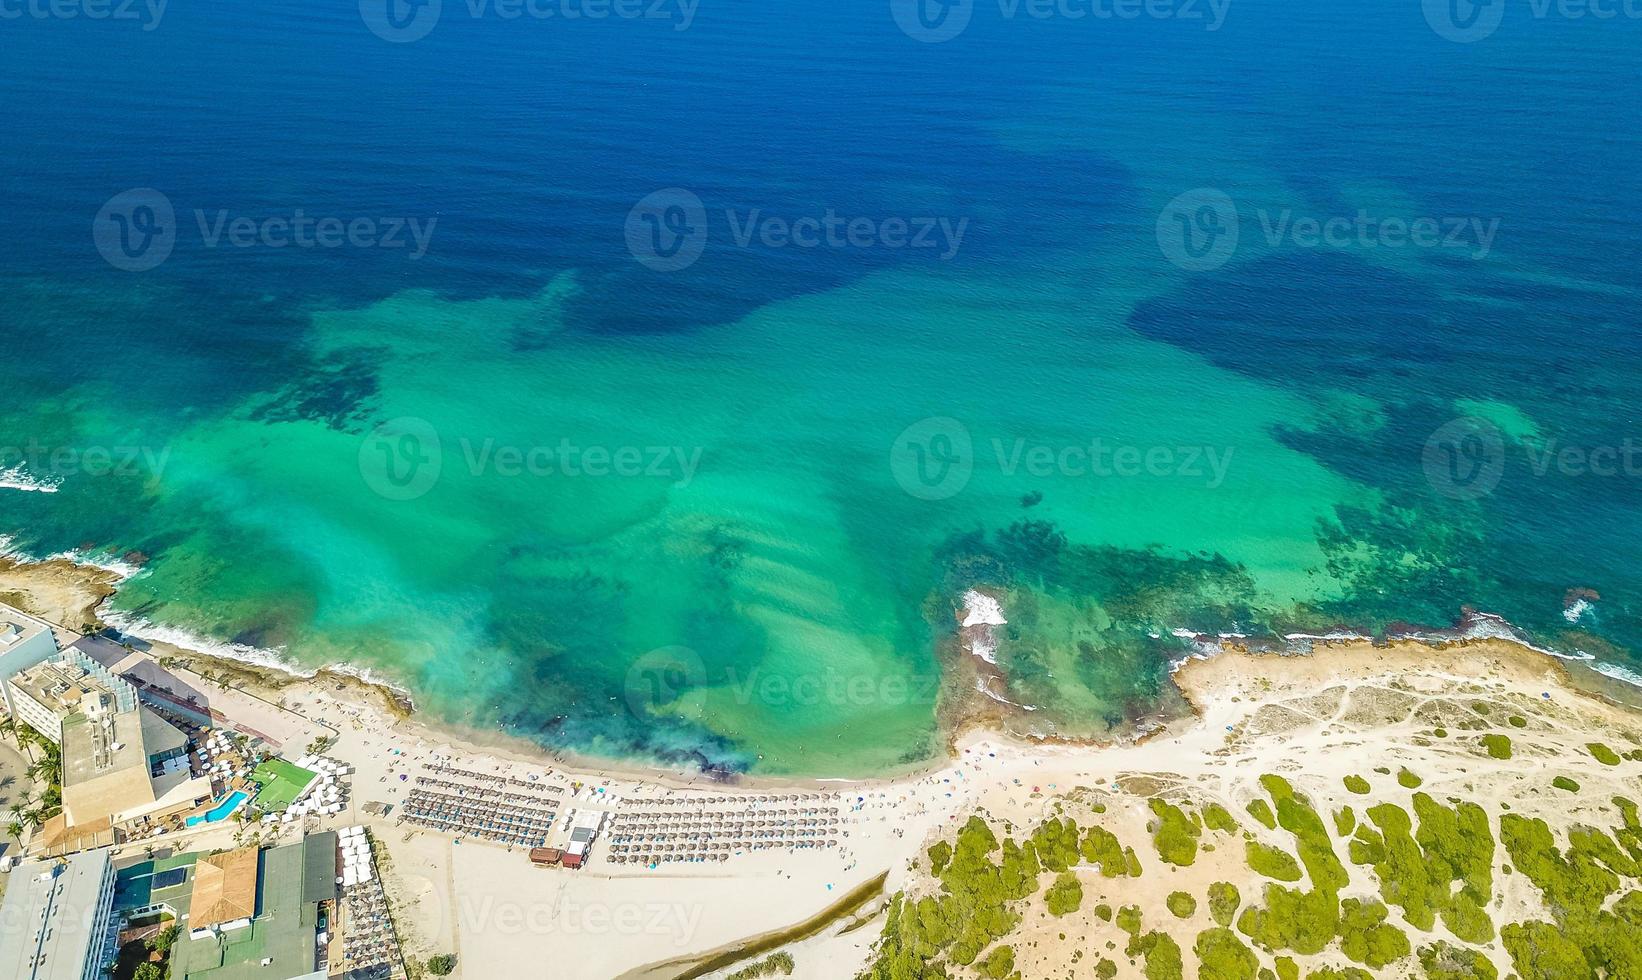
(960, 590), (1006, 665)
(961, 590), (1007, 628)
(98, 606), (303, 677)
(45, 549), (145, 581)
(98, 605), (417, 706)
(1589, 661), (1642, 690)
(0, 465), (60, 494)
(974, 676), (1037, 711)
(1563, 598), (1592, 624)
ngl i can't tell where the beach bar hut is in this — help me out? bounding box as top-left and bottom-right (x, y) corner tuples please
(530, 847), (563, 867)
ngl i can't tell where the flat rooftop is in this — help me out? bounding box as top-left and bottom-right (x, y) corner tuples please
(0, 850), (113, 980)
(0, 603), (53, 649)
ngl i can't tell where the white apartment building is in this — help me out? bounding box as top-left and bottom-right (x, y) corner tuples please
(0, 849), (118, 980)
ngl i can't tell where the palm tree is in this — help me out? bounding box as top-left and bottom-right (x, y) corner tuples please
(6, 820), (22, 841)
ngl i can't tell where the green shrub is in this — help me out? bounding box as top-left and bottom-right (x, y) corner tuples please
(1343, 775), (1370, 795)
(1203, 803), (1239, 833)
(1245, 841), (1303, 881)
(1207, 881), (1241, 926)
(1095, 958), (1117, 979)
(1246, 799), (1277, 830)
(1397, 768), (1423, 789)
(1481, 734), (1513, 759)
(1333, 807), (1355, 837)
(1235, 884), (1337, 955)
(1193, 927), (1258, 980)
(1043, 870), (1082, 916)
(976, 943), (1014, 979)
(1166, 891), (1196, 918)
(1337, 898), (1410, 968)
(1418, 941), (1498, 980)
(1509, 715), (1528, 728)
(1553, 775), (1580, 793)
(1588, 742), (1622, 766)
(1150, 798), (1201, 867)
(1093, 903), (1112, 921)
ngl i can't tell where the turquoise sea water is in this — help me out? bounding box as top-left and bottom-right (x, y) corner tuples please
(2, 2), (1640, 773)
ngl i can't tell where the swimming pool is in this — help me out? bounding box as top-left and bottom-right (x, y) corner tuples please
(186, 790), (249, 827)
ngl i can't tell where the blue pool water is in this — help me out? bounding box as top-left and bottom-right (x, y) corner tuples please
(186, 790), (250, 827)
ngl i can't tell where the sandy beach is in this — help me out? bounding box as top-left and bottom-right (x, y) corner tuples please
(4, 551), (1642, 978)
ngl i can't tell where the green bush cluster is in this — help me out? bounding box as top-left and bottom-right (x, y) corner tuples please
(1349, 794), (1494, 944)
(1246, 799), (1277, 830)
(1498, 811), (1642, 978)
(862, 816), (1038, 979)
(1397, 769), (1423, 789)
(1417, 941), (1497, 980)
(1553, 776), (1580, 793)
(1342, 775), (1370, 795)
(1150, 798), (1202, 867)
